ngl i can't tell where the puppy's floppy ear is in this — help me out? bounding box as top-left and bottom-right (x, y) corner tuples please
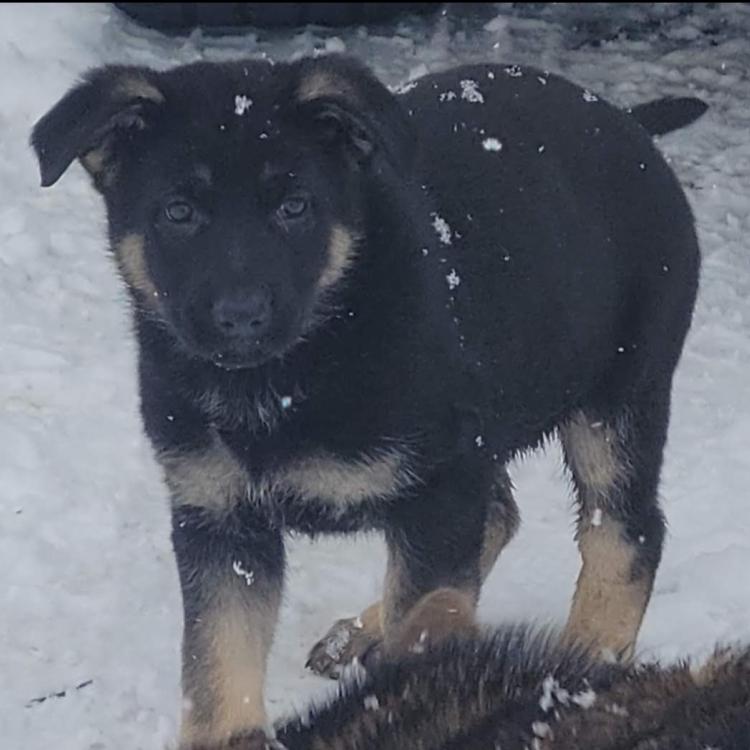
(294, 55), (416, 175)
(30, 65), (165, 189)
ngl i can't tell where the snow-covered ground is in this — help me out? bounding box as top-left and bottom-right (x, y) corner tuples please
(1, 3), (748, 748)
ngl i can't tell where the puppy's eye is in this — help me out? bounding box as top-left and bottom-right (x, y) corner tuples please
(278, 196), (309, 221)
(165, 200), (194, 223)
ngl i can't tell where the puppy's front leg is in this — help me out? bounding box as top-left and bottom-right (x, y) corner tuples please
(171, 501), (284, 749)
(381, 457), (490, 650)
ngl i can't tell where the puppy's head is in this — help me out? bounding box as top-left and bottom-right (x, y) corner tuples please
(31, 56), (414, 369)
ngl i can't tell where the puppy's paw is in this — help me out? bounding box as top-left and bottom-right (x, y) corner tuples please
(306, 615), (382, 679)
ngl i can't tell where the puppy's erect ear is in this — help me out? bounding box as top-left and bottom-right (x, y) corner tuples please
(30, 66), (164, 189)
(294, 55), (416, 175)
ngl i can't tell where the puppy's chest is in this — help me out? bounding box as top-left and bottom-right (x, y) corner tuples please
(163, 433), (418, 521)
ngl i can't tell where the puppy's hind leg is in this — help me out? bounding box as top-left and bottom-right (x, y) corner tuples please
(560, 385), (670, 661)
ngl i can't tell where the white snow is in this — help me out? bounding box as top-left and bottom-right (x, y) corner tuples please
(234, 94), (253, 115)
(571, 688), (598, 709)
(460, 78), (485, 103)
(2, 4), (750, 750)
(232, 560), (255, 586)
(540, 675), (556, 712)
(431, 212), (453, 245)
(324, 37), (346, 54)
(482, 137), (503, 152)
(392, 79), (418, 95)
(539, 674), (570, 713)
(446, 269), (461, 290)
(409, 629), (429, 654)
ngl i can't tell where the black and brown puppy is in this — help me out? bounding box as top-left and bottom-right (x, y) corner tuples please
(32, 55), (705, 747)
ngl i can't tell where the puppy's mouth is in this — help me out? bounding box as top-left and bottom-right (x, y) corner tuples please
(207, 328), (303, 370)
(170, 305), (306, 370)
(210, 349), (274, 371)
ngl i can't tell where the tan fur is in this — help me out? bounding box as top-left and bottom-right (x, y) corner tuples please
(389, 588), (478, 656)
(318, 224), (359, 294)
(163, 437), (415, 516)
(560, 411), (630, 500)
(180, 586), (280, 747)
(357, 601), (382, 635)
(114, 233), (160, 306)
(80, 146), (118, 187)
(564, 515), (650, 659)
(279, 446), (416, 509)
(297, 71), (358, 104)
(161, 437), (249, 514)
(115, 75), (165, 104)
(382, 555), (478, 650)
(79, 76), (162, 188)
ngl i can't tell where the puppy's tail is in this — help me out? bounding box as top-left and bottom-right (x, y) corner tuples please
(629, 96), (708, 136)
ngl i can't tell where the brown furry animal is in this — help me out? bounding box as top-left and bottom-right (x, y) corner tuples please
(227, 590), (748, 750)
(190, 632), (750, 750)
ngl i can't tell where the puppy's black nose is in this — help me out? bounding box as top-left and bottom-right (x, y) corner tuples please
(213, 287), (272, 340)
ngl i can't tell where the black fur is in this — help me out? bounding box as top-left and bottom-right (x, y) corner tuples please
(31, 56), (705, 742)
(628, 96), (708, 136)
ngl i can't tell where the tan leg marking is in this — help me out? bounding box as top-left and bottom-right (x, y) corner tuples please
(560, 412), (648, 659)
(180, 586), (280, 747)
(564, 515), (649, 660)
(560, 411), (630, 501)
